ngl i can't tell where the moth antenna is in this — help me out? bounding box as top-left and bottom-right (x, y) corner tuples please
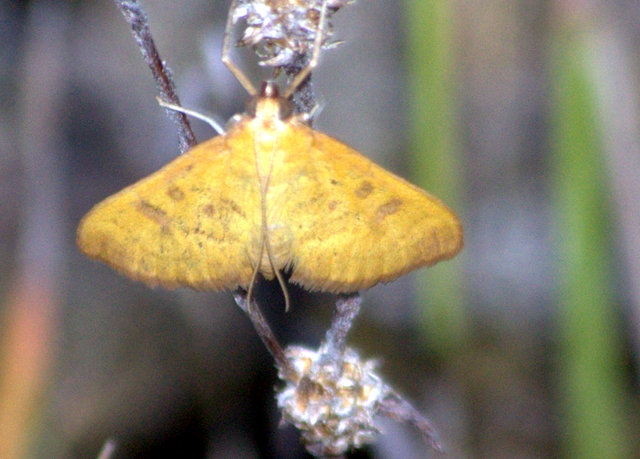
(246, 235), (264, 313)
(253, 137), (292, 311)
(258, 192), (291, 312)
(282, 0), (329, 99)
(222, 0), (258, 96)
(247, 193), (291, 312)
(156, 97), (225, 135)
(265, 227), (292, 312)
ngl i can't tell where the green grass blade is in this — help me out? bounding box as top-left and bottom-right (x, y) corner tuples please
(551, 26), (631, 459)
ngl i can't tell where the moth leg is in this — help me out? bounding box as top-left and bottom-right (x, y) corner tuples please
(221, 0), (257, 96)
(282, 0), (329, 99)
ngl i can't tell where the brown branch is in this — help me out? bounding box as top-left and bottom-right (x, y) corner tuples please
(378, 391), (444, 453)
(322, 293), (362, 363)
(113, 0), (197, 152)
(233, 291), (294, 379)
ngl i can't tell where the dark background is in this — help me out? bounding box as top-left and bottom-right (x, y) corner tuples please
(1, 0), (638, 457)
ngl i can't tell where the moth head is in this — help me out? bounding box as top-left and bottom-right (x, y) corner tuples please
(246, 81), (293, 121)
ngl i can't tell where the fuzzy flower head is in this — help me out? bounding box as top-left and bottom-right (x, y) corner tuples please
(231, 0), (351, 67)
(276, 343), (387, 456)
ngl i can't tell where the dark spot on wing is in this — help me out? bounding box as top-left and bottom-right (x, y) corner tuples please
(375, 198), (402, 223)
(221, 198), (246, 218)
(355, 181), (373, 198)
(202, 204), (215, 216)
(193, 223), (219, 241)
(328, 200), (338, 211)
(167, 186), (185, 201)
(137, 200), (171, 234)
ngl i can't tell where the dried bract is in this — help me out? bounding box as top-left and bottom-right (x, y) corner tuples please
(232, 0), (351, 67)
(277, 343), (386, 456)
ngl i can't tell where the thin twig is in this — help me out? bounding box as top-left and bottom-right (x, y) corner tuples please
(378, 391), (444, 453)
(233, 291), (295, 379)
(284, 57), (316, 116)
(113, 0), (197, 152)
(322, 293), (362, 362)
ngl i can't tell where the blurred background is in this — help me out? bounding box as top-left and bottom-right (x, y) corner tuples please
(1, 0), (638, 457)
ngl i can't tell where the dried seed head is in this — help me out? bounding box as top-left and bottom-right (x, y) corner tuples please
(276, 343), (387, 456)
(232, 0), (351, 67)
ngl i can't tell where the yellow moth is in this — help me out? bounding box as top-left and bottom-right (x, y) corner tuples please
(76, 2), (463, 301)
